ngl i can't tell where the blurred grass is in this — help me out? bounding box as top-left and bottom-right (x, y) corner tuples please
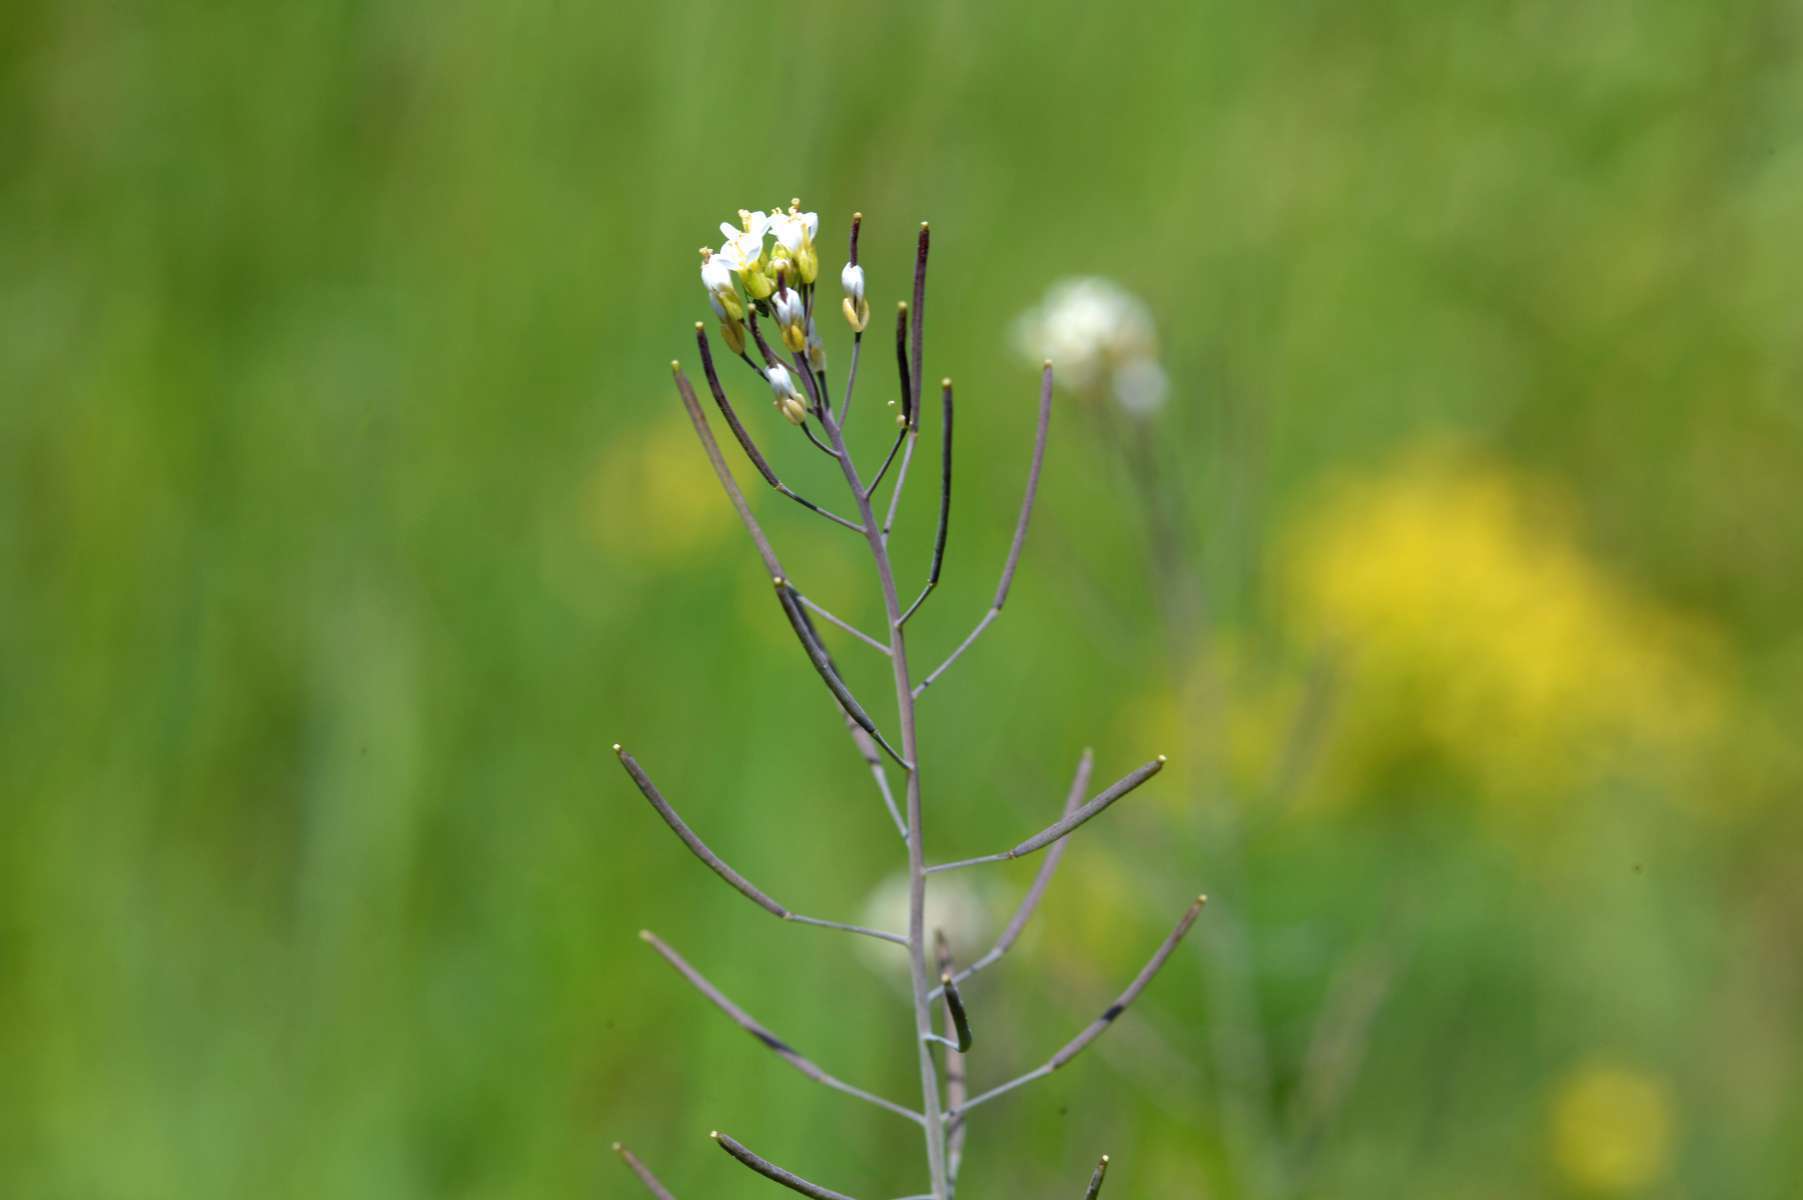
(5, 0), (1803, 1196)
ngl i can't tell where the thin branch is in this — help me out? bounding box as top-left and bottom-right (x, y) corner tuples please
(773, 579), (910, 769)
(712, 1132), (862, 1200)
(900, 379), (954, 626)
(792, 589), (891, 656)
(641, 931), (924, 1125)
(785, 914), (906, 943)
(791, 348), (828, 422)
(882, 436), (919, 546)
(925, 755), (1165, 874)
(928, 749), (1092, 1002)
(696, 324), (863, 534)
(866, 426), (907, 498)
(1082, 1156), (1111, 1200)
(784, 585), (908, 840)
(914, 363), (1054, 695)
(912, 610), (994, 698)
(672, 363), (783, 579)
(615, 746), (905, 945)
(948, 895), (1208, 1120)
(848, 714), (908, 840)
(842, 333), (864, 425)
(800, 421), (841, 459)
(613, 1143), (678, 1200)
(789, 347), (841, 459)
(748, 307), (781, 370)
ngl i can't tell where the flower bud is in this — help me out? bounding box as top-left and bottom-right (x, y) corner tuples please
(806, 319), (827, 372)
(767, 364), (809, 425)
(772, 286), (808, 353)
(700, 250), (745, 321)
(737, 259), (775, 301)
(707, 289), (747, 354)
(840, 262), (869, 332)
(718, 314), (746, 356)
(767, 248), (794, 287)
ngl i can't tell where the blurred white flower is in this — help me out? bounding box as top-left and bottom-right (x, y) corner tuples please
(854, 871), (995, 975)
(1111, 355), (1169, 416)
(1013, 277), (1167, 416)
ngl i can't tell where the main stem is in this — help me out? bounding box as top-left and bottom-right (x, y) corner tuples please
(820, 405), (949, 1200)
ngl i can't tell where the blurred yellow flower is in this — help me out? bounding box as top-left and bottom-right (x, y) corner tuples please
(1549, 1061), (1676, 1193)
(585, 416), (733, 565)
(1279, 446), (1725, 805)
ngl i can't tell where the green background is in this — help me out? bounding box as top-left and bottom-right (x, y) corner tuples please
(5, 1), (1802, 1197)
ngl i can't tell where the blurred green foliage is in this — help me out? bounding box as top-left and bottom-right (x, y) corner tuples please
(5, 1), (1802, 1197)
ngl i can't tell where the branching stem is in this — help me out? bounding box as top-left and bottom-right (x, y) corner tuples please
(817, 386), (951, 1198)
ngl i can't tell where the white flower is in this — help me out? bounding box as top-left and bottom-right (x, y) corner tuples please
(720, 208), (770, 245)
(840, 263), (869, 332)
(805, 318), (826, 372)
(699, 250), (743, 321)
(771, 286), (808, 352)
(766, 363), (809, 425)
(771, 204), (820, 283)
(770, 208), (818, 255)
(700, 253), (734, 295)
(1013, 277), (1166, 415)
(717, 211), (774, 300)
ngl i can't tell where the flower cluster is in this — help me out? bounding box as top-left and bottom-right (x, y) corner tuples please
(697, 199), (871, 426)
(1013, 277), (1168, 416)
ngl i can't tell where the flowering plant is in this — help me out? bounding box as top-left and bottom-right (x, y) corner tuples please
(613, 204), (1203, 1200)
